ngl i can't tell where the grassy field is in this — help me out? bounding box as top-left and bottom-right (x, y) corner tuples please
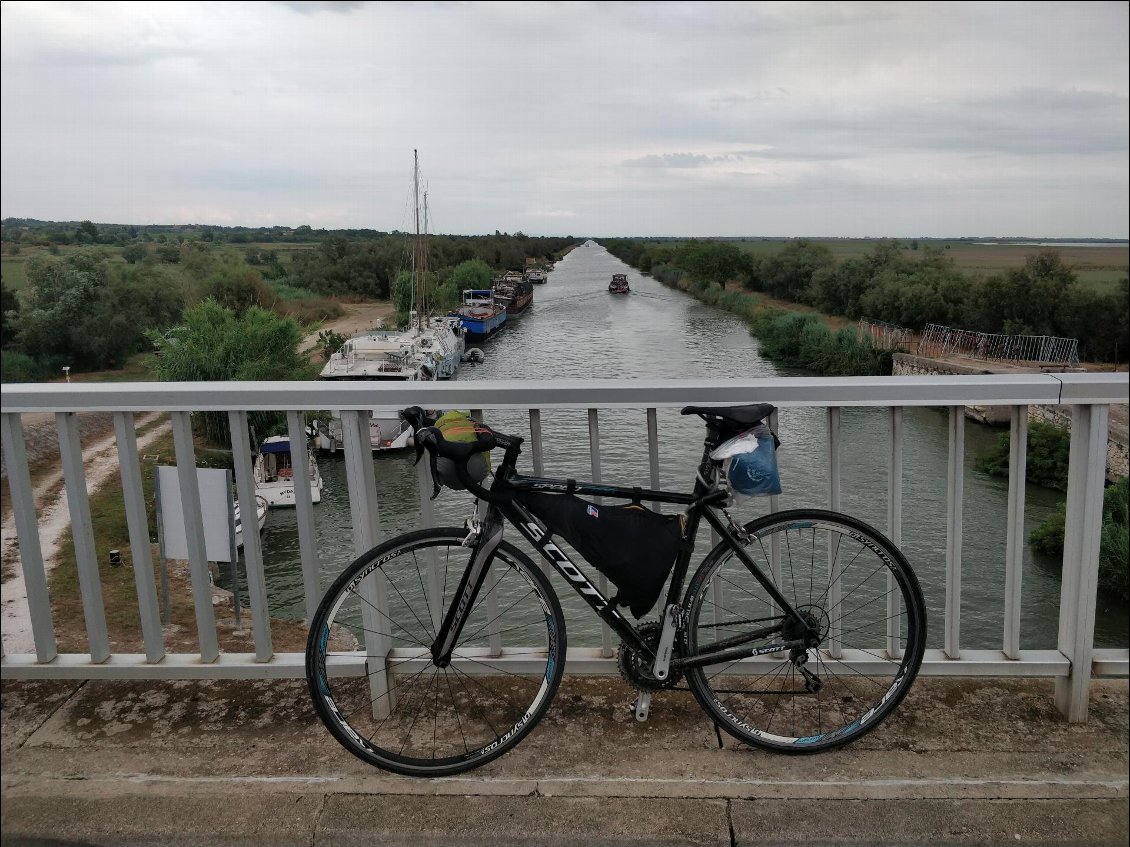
(725, 239), (1129, 293)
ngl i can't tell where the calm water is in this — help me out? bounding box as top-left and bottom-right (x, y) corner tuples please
(233, 241), (1128, 650)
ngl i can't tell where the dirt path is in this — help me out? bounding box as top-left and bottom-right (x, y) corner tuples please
(300, 301), (397, 364)
(1, 413), (170, 654)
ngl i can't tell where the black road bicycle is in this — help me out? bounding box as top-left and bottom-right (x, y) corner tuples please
(306, 404), (926, 777)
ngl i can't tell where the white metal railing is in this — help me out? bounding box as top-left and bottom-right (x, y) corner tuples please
(1, 374), (1127, 722)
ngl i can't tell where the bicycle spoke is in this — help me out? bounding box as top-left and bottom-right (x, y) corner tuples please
(310, 531), (564, 775)
(346, 588), (433, 649)
(688, 511), (923, 752)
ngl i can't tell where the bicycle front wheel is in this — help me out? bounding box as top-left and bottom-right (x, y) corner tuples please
(306, 527), (566, 777)
(684, 509), (925, 753)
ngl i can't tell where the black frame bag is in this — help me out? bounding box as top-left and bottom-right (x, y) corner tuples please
(517, 491), (683, 618)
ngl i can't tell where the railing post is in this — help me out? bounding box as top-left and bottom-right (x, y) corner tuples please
(646, 407), (661, 510)
(228, 412), (273, 662)
(945, 406), (965, 660)
(416, 443), (442, 632)
(340, 409), (392, 717)
(827, 407), (842, 658)
(286, 410), (321, 619)
(1003, 406), (1028, 660)
(588, 408), (613, 656)
(56, 412), (111, 663)
(887, 407), (904, 659)
(1, 413), (58, 663)
(171, 411), (220, 662)
(114, 412), (165, 664)
(472, 409), (501, 657)
(529, 409), (545, 477)
(1054, 404), (1109, 722)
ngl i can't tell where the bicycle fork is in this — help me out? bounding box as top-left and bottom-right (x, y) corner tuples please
(430, 514), (504, 666)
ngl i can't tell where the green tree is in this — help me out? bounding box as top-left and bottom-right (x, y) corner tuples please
(148, 300), (311, 443)
(200, 266), (278, 316)
(756, 239), (835, 301)
(75, 220), (99, 243)
(966, 251), (1077, 336)
(1, 279), (19, 347)
(122, 243), (149, 264)
(447, 258), (493, 290)
(156, 244), (181, 264)
(316, 329), (346, 361)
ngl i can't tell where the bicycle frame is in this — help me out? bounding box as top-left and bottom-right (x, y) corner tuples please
(430, 459), (815, 673)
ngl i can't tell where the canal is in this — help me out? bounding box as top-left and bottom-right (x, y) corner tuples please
(246, 240), (1127, 651)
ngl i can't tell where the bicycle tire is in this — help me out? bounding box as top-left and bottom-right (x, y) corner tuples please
(683, 509), (925, 753)
(306, 527), (567, 776)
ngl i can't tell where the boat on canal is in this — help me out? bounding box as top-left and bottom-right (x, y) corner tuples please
(254, 436), (324, 508)
(319, 316), (464, 382)
(609, 273), (630, 294)
(307, 413), (413, 454)
(526, 268), (548, 284)
(449, 289), (507, 340)
(493, 273), (534, 316)
(234, 495), (269, 549)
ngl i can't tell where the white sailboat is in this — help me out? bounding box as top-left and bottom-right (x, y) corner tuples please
(314, 151), (463, 453)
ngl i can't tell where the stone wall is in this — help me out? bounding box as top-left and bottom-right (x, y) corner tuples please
(892, 353), (1128, 481)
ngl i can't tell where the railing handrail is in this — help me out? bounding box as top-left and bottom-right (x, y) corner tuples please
(3, 372), (1127, 413)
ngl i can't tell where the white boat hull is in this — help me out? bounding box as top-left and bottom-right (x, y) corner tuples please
(254, 437), (325, 509)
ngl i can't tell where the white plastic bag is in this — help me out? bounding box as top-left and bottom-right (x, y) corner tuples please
(713, 423), (782, 498)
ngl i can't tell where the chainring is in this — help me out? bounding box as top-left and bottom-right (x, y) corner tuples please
(617, 621), (684, 692)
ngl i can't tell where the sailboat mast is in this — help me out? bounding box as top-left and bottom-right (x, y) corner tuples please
(423, 190), (431, 322)
(413, 149), (422, 331)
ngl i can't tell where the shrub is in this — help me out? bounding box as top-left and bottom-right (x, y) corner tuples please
(978, 420), (1071, 490)
(1030, 476), (1128, 602)
(1, 350), (61, 382)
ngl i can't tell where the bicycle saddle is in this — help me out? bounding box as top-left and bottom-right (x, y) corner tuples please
(680, 403), (776, 427)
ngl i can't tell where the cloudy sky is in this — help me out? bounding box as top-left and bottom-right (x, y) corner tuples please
(1, 1), (1127, 238)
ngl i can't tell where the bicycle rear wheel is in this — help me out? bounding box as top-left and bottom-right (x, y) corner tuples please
(683, 509), (925, 753)
(306, 527), (566, 776)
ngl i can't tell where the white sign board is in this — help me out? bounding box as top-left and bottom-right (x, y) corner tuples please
(156, 466), (235, 563)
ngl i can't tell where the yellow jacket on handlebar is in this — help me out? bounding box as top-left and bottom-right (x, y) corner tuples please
(433, 410), (492, 491)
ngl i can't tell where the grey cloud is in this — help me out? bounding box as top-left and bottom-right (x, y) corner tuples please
(622, 151), (769, 168)
(275, 1), (367, 14)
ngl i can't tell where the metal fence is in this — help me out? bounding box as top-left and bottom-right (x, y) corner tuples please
(858, 318), (916, 351)
(1, 375), (1126, 722)
(918, 323), (1080, 366)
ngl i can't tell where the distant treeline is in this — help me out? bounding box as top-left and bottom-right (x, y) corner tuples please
(605, 238), (1129, 363)
(1, 228), (578, 381)
(1, 217), (579, 250)
(287, 233), (574, 301)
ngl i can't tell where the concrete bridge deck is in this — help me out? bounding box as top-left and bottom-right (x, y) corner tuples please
(2, 675), (1127, 846)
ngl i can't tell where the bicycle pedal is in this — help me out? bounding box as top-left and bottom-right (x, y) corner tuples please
(632, 692), (652, 723)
